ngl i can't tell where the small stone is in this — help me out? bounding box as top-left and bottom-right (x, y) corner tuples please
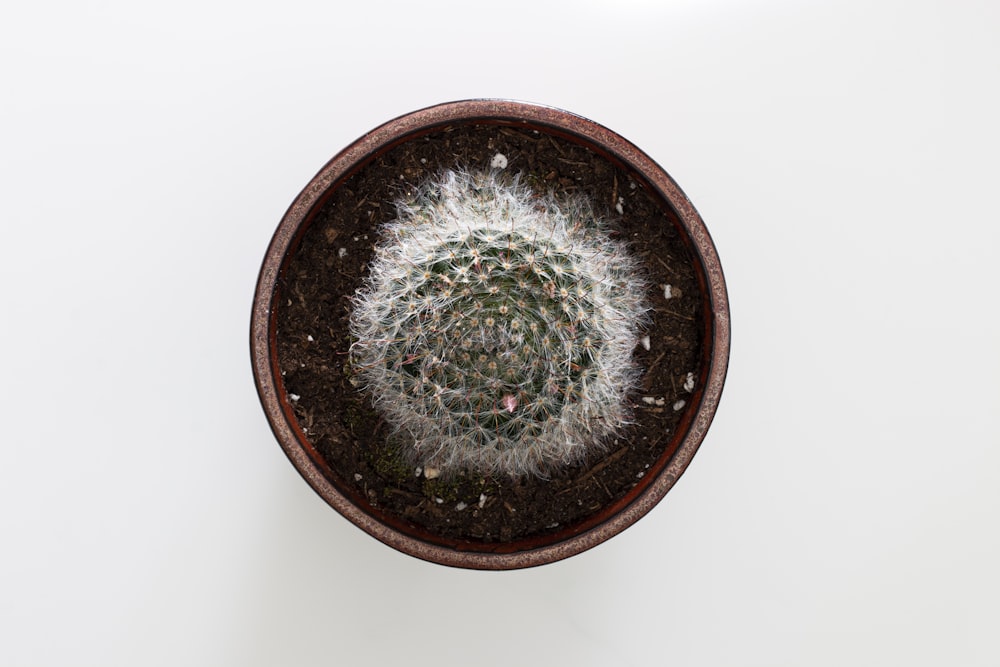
(615, 197), (624, 214)
(424, 466), (441, 480)
(306, 335), (314, 342)
(288, 393), (300, 402)
(353, 473), (363, 482)
(639, 335), (651, 351)
(636, 471), (645, 479)
(663, 284), (673, 300)
(683, 372), (695, 392)
(642, 396), (657, 405)
(414, 467), (422, 478)
(338, 247), (348, 258)
(455, 502), (468, 511)
(478, 493), (487, 509)
(673, 399), (686, 411)
(491, 152), (508, 169)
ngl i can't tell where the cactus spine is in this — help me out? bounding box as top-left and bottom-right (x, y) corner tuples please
(349, 170), (647, 478)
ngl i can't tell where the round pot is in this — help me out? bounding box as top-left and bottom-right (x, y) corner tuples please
(250, 99), (729, 569)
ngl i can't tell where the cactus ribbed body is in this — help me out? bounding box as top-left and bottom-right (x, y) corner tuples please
(349, 170), (647, 477)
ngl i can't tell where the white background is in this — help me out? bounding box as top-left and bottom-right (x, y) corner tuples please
(2, 1), (998, 665)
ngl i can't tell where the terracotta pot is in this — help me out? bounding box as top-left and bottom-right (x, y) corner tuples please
(250, 100), (729, 569)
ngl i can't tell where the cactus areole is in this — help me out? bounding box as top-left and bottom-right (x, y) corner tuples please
(251, 101), (730, 569)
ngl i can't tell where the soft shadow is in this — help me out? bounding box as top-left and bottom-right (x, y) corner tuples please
(221, 463), (627, 667)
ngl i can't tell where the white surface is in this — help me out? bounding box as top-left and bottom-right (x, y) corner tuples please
(2, 1), (998, 665)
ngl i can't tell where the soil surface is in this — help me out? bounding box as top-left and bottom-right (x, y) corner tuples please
(275, 122), (703, 544)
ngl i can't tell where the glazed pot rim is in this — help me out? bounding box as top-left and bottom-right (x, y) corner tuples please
(250, 99), (730, 569)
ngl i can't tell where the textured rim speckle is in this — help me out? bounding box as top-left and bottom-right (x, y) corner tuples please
(250, 99), (730, 570)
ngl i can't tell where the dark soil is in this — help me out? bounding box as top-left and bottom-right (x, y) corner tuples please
(275, 123), (703, 544)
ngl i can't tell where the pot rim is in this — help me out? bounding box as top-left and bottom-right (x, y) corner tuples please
(250, 99), (730, 569)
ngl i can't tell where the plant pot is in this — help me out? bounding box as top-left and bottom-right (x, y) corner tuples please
(250, 99), (729, 569)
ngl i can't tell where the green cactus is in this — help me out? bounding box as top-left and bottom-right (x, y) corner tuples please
(349, 170), (647, 478)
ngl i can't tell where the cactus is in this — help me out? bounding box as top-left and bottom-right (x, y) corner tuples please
(349, 170), (648, 478)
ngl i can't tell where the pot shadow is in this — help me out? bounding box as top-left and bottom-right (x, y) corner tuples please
(222, 465), (629, 666)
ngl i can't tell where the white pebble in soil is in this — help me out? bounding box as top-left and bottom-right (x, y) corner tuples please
(615, 196), (624, 215)
(288, 393), (300, 402)
(338, 247), (348, 258)
(423, 466), (441, 480)
(354, 473), (363, 482)
(491, 152), (508, 169)
(455, 502), (468, 511)
(673, 399), (686, 411)
(478, 493), (487, 509)
(639, 335), (651, 351)
(683, 372), (695, 392)
(663, 284), (673, 300)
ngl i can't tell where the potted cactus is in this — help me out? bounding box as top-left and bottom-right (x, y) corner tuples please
(251, 100), (729, 568)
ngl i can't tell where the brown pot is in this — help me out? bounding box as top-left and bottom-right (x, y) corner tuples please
(250, 99), (729, 569)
